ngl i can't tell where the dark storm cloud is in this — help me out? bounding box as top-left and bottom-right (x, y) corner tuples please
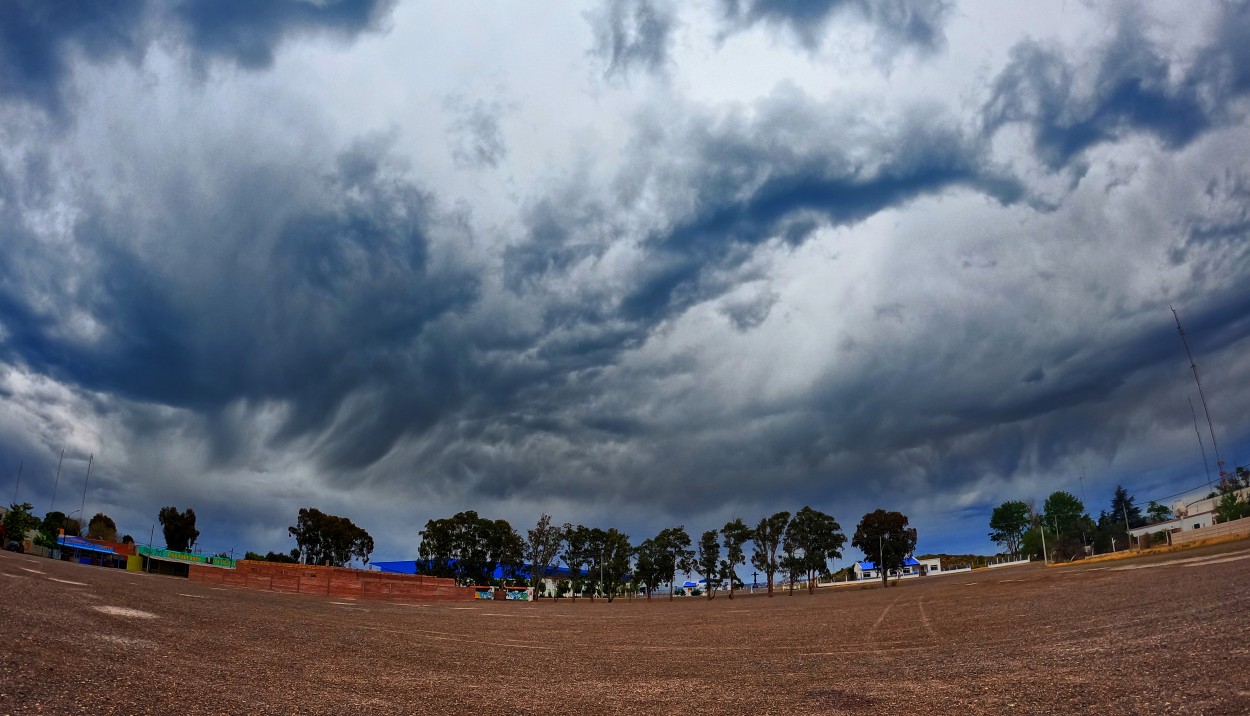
(585, 0), (675, 79)
(718, 0), (952, 54)
(983, 2), (1250, 169)
(0, 135), (478, 473)
(0, 0), (394, 116)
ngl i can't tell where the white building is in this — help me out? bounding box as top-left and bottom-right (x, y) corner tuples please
(854, 557), (942, 581)
(1129, 486), (1250, 545)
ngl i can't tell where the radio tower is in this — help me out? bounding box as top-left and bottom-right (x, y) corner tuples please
(1171, 307), (1226, 482)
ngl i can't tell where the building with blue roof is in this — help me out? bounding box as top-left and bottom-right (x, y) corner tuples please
(853, 556), (943, 581)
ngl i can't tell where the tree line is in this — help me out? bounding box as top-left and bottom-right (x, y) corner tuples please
(397, 506), (920, 597)
(989, 466), (1250, 562)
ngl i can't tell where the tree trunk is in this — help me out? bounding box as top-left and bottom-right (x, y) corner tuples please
(880, 569), (888, 589)
(728, 582), (735, 600)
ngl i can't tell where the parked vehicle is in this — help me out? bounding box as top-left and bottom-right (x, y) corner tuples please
(4, 541), (25, 553)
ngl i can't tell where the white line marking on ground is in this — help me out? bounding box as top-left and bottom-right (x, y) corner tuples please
(177, 593), (207, 598)
(48, 577), (87, 585)
(872, 594), (904, 632)
(1182, 554), (1250, 567)
(963, 583), (977, 585)
(330, 601), (355, 605)
(20, 567), (45, 574)
(1108, 549), (1250, 571)
(94, 606), (156, 619)
(918, 597), (936, 640)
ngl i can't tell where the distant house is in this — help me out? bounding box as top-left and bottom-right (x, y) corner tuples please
(853, 556), (942, 581)
(1129, 486), (1250, 545)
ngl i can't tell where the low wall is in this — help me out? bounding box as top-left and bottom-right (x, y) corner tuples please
(1172, 516), (1250, 546)
(188, 561), (475, 603)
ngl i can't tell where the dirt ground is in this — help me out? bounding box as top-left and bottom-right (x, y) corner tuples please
(2, 541), (1249, 715)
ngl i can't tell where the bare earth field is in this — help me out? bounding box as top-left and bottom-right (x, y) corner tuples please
(2, 541), (1249, 715)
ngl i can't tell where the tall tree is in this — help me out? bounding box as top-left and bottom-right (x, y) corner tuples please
(1042, 491), (1085, 530)
(560, 523), (593, 601)
(697, 530), (721, 600)
(490, 519), (525, 584)
(720, 518), (753, 600)
(852, 510), (918, 588)
(524, 513), (564, 593)
(87, 513), (117, 542)
(780, 527), (801, 595)
(750, 511), (790, 596)
(787, 506), (846, 594)
(1145, 501), (1173, 524)
(595, 528), (632, 603)
(1043, 491), (1090, 560)
(3, 503), (38, 546)
(288, 508), (374, 567)
(418, 511), (512, 585)
(988, 501), (1030, 558)
(633, 537), (665, 601)
(655, 526), (695, 602)
(1109, 485), (1144, 529)
(158, 506), (200, 553)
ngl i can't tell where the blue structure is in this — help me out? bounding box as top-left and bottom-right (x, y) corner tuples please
(372, 560), (584, 581)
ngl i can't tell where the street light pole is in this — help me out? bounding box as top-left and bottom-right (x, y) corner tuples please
(78, 454), (93, 532)
(1039, 518), (1048, 566)
(49, 449), (65, 514)
(879, 534), (885, 587)
(11, 460), (22, 504)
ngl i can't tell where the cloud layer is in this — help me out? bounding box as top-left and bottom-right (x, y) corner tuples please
(2, 0), (1249, 563)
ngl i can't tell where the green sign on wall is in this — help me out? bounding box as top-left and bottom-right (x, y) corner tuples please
(138, 545), (236, 569)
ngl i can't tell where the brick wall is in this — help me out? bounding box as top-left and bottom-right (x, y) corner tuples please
(188, 560), (474, 602)
(1172, 516), (1250, 546)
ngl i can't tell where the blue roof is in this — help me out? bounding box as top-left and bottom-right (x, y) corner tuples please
(857, 557), (920, 570)
(372, 560), (587, 579)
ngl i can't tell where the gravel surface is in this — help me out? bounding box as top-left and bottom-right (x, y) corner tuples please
(3, 541), (1249, 715)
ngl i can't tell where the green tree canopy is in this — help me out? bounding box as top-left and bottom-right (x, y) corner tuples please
(719, 518), (753, 600)
(1109, 485), (1144, 529)
(786, 506), (846, 595)
(654, 526), (694, 602)
(750, 511), (790, 597)
(988, 500), (1030, 558)
(417, 511), (514, 585)
(1146, 501), (1173, 524)
(87, 513), (117, 542)
(3, 503), (39, 545)
(593, 528), (632, 603)
(524, 514), (564, 593)
(288, 507), (374, 567)
(852, 509), (918, 588)
(1042, 491), (1085, 531)
(697, 530), (721, 600)
(633, 537), (666, 601)
(158, 506), (200, 553)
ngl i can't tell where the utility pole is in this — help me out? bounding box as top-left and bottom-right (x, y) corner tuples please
(78, 454), (93, 532)
(879, 533), (885, 586)
(1172, 307), (1226, 481)
(50, 449), (65, 513)
(1189, 398), (1214, 493)
(1039, 517), (1048, 565)
(11, 460), (22, 504)
(1122, 502), (1132, 551)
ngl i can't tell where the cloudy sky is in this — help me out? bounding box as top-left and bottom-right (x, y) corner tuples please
(2, 0), (1249, 565)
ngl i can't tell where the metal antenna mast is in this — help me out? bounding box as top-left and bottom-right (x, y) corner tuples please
(1171, 307), (1226, 481)
(1189, 397), (1213, 493)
